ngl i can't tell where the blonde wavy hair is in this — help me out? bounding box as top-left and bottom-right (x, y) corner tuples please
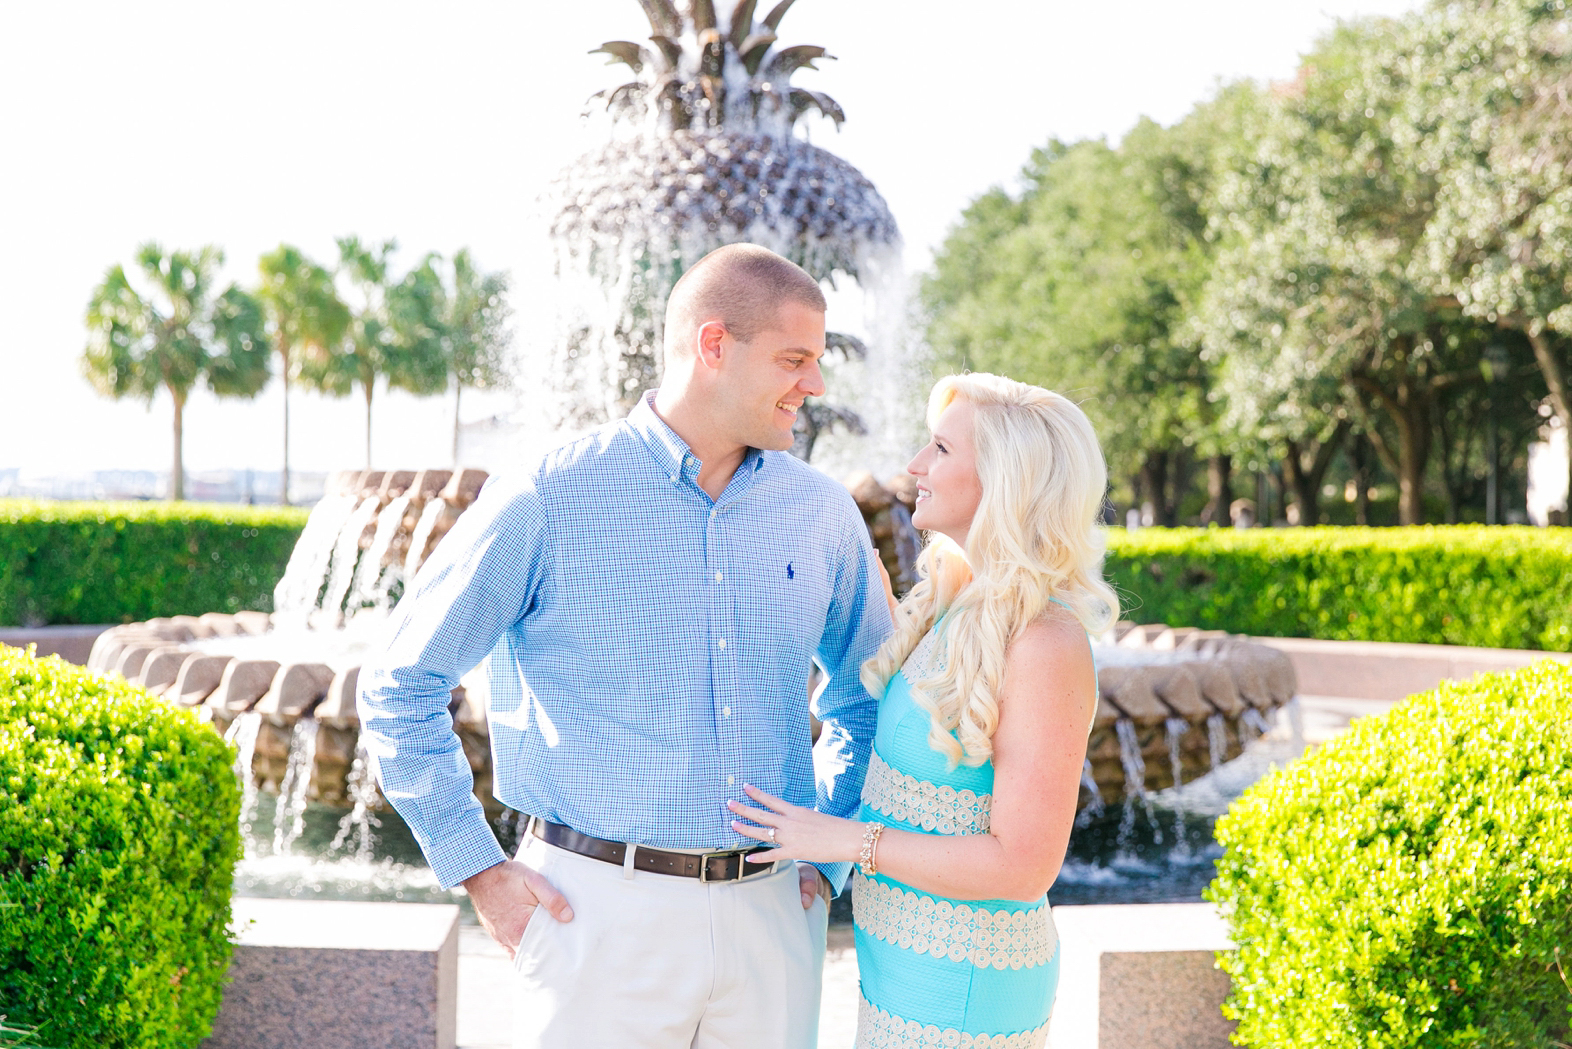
(860, 373), (1118, 766)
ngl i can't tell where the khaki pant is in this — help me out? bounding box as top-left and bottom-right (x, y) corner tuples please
(511, 835), (829, 1048)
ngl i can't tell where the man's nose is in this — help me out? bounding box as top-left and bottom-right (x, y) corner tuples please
(800, 360), (826, 397)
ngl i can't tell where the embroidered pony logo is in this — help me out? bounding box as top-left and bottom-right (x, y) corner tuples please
(786, 563), (795, 580)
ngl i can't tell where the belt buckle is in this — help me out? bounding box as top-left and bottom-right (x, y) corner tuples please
(698, 849), (739, 884)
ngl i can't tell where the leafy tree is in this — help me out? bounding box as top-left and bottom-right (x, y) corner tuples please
(1408, 0), (1572, 505)
(296, 237), (446, 468)
(1195, 18), (1499, 526)
(82, 244), (268, 501)
(435, 249), (512, 464)
(255, 245), (350, 502)
(923, 114), (1223, 524)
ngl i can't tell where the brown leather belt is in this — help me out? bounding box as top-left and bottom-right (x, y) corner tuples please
(526, 816), (779, 883)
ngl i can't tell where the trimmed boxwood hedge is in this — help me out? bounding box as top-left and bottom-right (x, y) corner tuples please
(0, 500), (309, 627)
(1208, 660), (1572, 1046)
(0, 645), (241, 1048)
(1106, 526), (1572, 651)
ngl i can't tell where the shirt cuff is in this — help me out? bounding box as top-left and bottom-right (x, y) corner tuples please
(424, 812), (509, 889)
(812, 861), (852, 898)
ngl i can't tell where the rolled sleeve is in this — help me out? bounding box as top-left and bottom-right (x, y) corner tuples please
(357, 475), (550, 888)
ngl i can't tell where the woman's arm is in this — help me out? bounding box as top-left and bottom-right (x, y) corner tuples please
(729, 612), (1097, 901)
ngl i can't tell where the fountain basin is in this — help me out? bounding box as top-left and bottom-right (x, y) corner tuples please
(90, 467), (1296, 815)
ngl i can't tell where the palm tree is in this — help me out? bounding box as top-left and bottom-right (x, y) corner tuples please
(256, 245), (349, 504)
(82, 244), (269, 500)
(438, 249), (512, 464)
(296, 237), (447, 468)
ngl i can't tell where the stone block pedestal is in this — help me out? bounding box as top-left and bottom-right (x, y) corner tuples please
(1049, 903), (1235, 1049)
(205, 899), (459, 1049)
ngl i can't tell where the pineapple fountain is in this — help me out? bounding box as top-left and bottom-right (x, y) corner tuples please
(87, 0), (1300, 904)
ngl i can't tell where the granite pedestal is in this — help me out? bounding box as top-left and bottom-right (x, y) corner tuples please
(206, 899), (459, 1049)
(1049, 903), (1235, 1048)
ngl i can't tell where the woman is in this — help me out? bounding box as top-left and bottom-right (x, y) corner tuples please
(728, 372), (1116, 1047)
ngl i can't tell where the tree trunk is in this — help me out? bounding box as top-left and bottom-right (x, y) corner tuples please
(1283, 421), (1348, 527)
(1139, 450), (1169, 527)
(452, 382), (462, 467)
(365, 381), (375, 471)
(1201, 454), (1232, 526)
(1166, 447), (1194, 526)
(1351, 434), (1372, 526)
(170, 387), (185, 502)
(1527, 329), (1572, 523)
(279, 347), (291, 506)
(1355, 339), (1433, 526)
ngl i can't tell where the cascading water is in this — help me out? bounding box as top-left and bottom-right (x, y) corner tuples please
(403, 499), (449, 583)
(1114, 718), (1148, 802)
(1285, 695), (1305, 752)
(272, 717), (321, 856)
(224, 711), (263, 842)
(347, 494), (413, 616)
(1074, 758), (1105, 829)
(1163, 717), (1189, 790)
(1113, 717), (1161, 848)
(1162, 717), (1193, 859)
(331, 737), (383, 864)
(1241, 706), (1275, 743)
(1206, 712), (1229, 771)
(272, 493), (359, 625)
(318, 497), (382, 624)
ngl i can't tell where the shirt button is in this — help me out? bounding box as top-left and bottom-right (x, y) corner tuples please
(717, 638), (727, 651)
(709, 508), (717, 518)
(714, 571), (723, 583)
(722, 706), (732, 717)
(670, 474), (678, 483)
(727, 775), (736, 786)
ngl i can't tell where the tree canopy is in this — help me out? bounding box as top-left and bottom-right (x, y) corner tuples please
(82, 244), (268, 500)
(923, 0), (1572, 526)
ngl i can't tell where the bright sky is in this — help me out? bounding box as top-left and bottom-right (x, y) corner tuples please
(0, 0), (1421, 478)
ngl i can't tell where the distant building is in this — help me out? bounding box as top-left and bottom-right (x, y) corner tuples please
(0, 469), (329, 506)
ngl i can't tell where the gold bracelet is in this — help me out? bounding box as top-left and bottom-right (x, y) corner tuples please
(858, 822), (886, 877)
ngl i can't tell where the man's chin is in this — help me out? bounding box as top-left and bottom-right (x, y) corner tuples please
(752, 427), (797, 452)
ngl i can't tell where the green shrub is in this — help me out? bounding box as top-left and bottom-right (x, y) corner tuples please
(1208, 661), (1572, 1047)
(1106, 526), (1572, 651)
(0, 500), (309, 627)
(0, 645), (241, 1048)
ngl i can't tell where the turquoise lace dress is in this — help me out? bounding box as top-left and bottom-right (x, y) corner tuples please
(851, 622), (1059, 1049)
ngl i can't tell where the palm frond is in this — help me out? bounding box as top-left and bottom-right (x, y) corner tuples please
(592, 40), (648, 72)
(638, 0), (682, 36)
(690, 0), (716, 33)
(728, 0), (758, 48)
(738, 32), (777, 74)
(761, 0), (796, 32)
(765, 44), (830, 80)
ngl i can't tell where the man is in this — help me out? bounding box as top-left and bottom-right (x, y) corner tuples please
(358, 243), (891, 1048)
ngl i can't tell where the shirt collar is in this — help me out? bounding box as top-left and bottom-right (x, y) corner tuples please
(626, 390), (768, 486)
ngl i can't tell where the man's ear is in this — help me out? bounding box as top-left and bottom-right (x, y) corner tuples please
(696, 320), (728, 370)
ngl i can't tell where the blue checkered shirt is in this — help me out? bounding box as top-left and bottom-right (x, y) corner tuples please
(357, 393), (892, 891)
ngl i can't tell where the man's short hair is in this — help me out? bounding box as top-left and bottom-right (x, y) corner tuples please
(664, 244), (826, 357)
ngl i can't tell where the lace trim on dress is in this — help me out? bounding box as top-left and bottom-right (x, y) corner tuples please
(862, 750), (992, 835)
(852, 874), (1058, 970)
(901, 625), (947, 681)
(854, 995), (1051, 1049)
